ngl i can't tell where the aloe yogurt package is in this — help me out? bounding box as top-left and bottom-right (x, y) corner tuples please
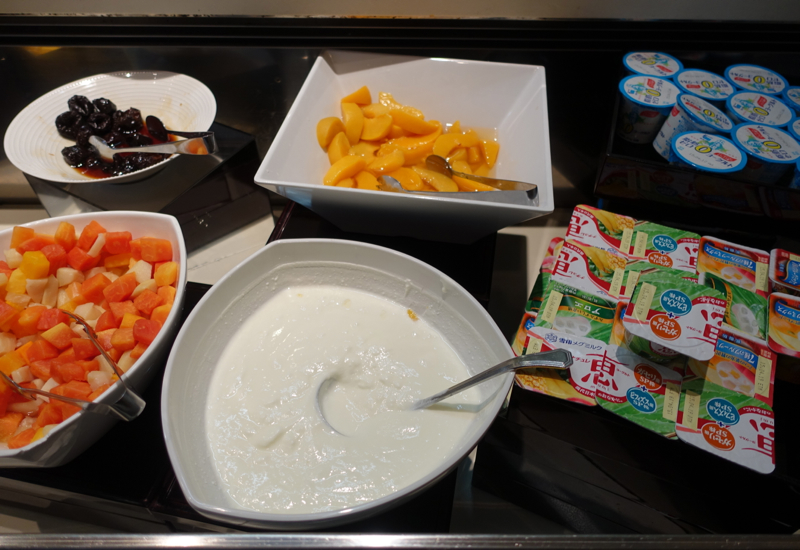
(611, 300), (686, 370)
(653, 94), (734, 159)
(511, 271), (551, 355)
(552, 240), (630, 299)
(622, 52), (683, 79)
(534, 280), (616, 343)
(596, 345), (683, 437)
(617, 75), (680, 144)
(697, 236), (770, 298)
(700, 272), (768, 340)
(726, 92), (793, 127)
(705, 328), (776, 405)
(769, 248), (800, 295)
(669, 132), (745, 174)
(624, 276), (726, 361)
(514, 327), (605, 407)
(673, 69), (736, 105)
(676, 377), (775, 474)
(767, 292), (800, 358)
(725, 64), (788, 96)
(731, 123), (800, 185)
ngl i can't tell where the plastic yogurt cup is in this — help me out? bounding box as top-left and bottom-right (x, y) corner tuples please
(788, 116), (800, 142)
(653, 94), (734, 159)
(673, 69), (736, 105)
(622, 52), (684, 79)
(731, 123), (800, 184)
(725, 92), (793, 127)
(792, 159), (800, 190)
(724, 64), (788, 95)
(617, 75), (681, 144)
(784, 86), (800, 116)
(669, 132), (745, 174)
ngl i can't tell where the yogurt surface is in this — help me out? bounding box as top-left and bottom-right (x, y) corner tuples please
(205, 285), (479, 515)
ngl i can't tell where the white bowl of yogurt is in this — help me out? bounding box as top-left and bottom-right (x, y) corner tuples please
(161, 239), (515, 529)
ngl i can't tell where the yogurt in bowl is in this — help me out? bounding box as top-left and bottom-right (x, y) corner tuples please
(726, 92), (793, 127)
(622, 52), (683, 79)
(724, 64), (789, 95)
(731, 123), (800, 184)
(653, 94), (734, 159)
(673, 69), (736, 105)
(617, 75), (680, 144)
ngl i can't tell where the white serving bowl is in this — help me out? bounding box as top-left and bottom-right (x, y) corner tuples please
(0, 211), (186, 467)
(162, 239), (514, 529)
(4, 71), (216, 184)
(255, 51), (553, 244)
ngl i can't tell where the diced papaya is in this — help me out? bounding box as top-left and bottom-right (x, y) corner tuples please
(58, 346), (76, 362)
(15, 341), (34, 365)
(104, 252), (132, 269)
(17, 235), (56, 254)
(120, 313), (144, 329)
(103, 272), (138, 303)
(154, 261), (178, 287)
(130, 239), (142, 261)
(133, 318), (161, 346)
(52, 380), (92, 400)
(157, 285), (176, 306)
(0, 411), (23, 441)
(54, 361), (85, 383)
(130, 342), (148, 360)
(40, 244), (68, 276)
(67, 246), (100, 272)
(0, 261), (11, 278)
(0, 351), (26, 376)
(37, 308), (71, 332)
(95, 310), (120, 332)
(40, 322), (77, 350)
(36, 403), (62, 428)
(54, 221), (77, 251)
(29, 360), (52, 381)
(27, 339), (59, 363)
(108, 301), (139, 323)
(11, 305), (47, 337)
(77, 359), (99, 374)
(103, 231), (132, 255)
(110, 327), (136, 352)
(80, 273), (112, 304)
(88, 383), (112, 402)
(77, 220), (107, 250)
(0, 302), (18, 327)
(133, 290), (163, 316)
(139, 238), (172, 263)
(95, 329), (116, 351)
(7, 427), (36, 449)
(106, 348), (121, 363)
(10, 227), (35, 250)
(150, 303), (172, 327)
(72, 338), (101, 360)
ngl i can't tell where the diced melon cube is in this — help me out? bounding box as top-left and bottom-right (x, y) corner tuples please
(131, 279), (157, 299)
(97, 355), (115, 375)
(57, 267), (84, 287)
(10, 400), (40, 415)
(25, 278), (49, 304)
(41, 276), (58, 308)
(117, 350), (135, 373)
(0, 333), (16, 355)
(74, 303), (102, 321)
(11, 366), (33, 384)
(4, 249), (22, 269)
(131, 260), (152, 284)
(87, 233), (107, 257)
(102, 272), (119, 283)
(32, 378), (44, 390)
(57, 289), (68, 307)
(87, 370), (112, 391)
(85, 266), (108, 279)
(5, 292), (31, 310)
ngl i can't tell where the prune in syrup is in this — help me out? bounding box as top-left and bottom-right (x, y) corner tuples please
(103, 131), (127, 148)
(92, 97), (116, 115)
(55, 110), (83, 139)
(74, 126), (95, 148)
(113, 108), (143, 134)
(61, 145), (96, 167)
(68, 95), (96, 117)
(87, 112), (113, 135)
(145, 115), (169, 142)
(126, 133), (153, 147)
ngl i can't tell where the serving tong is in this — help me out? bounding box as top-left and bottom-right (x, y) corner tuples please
(0, 311), (146, 422)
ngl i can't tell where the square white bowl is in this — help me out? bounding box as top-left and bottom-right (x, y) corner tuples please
(0, 211), (186, 467)
(255, 51), (553, 244)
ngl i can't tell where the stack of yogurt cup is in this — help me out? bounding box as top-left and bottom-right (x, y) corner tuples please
(618, 54), (800, 186)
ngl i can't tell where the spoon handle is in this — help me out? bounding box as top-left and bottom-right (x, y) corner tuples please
(452, 171), (538, 192)
(411, 349), (572, 410)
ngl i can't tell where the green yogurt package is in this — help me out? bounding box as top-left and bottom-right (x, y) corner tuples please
(624, 276), (726, 361)
(700, 272), (769, 341)
(596, 345), (683, 438)
(534, 280), (616, 343)
(511, 272), (550, 356)
(676, 377), (775, 474)
(611, 300), (686, 370)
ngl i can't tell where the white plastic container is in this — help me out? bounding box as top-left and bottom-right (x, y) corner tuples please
(653, 94), (734, 159)
(731, 123), (800, 184)
(784, 86), (800, 116)
(668, 132), (745, 174)
(726, 92), (793, 127)
(622, 51), (683, 79)
(724, 64), (789, 95)
(673, 69), (736, 105)
(617, 75), (680, 144)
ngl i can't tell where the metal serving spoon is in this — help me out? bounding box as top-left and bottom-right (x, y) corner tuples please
(145, 115), (214, 140)
(378, 175), (538, 206)
(315, 349), (572, 434)
(88, 134), (218, 162)
(425, 154), (538, 192)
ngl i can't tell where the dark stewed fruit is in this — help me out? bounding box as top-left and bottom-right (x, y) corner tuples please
(56, 95), (170, 178)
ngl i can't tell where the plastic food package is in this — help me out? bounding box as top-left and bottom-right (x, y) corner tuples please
(673, 69), (736, 105)
(768, 248), (800, 296)
(767, 292), (800, 358)
(617, 75), (681, 144)
(534, 280), (617, 343)
(700, 272), (769, 341)
(697, 236), (770, 298)
(610, 300), (686, 369)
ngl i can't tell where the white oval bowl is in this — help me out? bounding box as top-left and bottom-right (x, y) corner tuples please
(4, 71), (216, 185)
(0, 211), (187, 467)
(162, 239), (514, 530)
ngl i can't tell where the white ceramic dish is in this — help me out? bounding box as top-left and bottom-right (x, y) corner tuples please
(162, 239), (514, 529)
(0, 212), (186, 467)
(254, 51), (553, 244)
(4, 71), (216, 184)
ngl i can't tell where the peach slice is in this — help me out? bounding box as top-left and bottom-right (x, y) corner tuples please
(341, 85), (372, 105)
(341, 103), (365, 145)
(324, 155), (366, 186)
(361, 114), (393, 141)
(316, 117), (345, 149)
(327, 132), (351, 165)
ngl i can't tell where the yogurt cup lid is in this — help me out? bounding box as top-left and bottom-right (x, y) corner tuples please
(784, 87), (800, 109)
(732, 123), (800, 164)
(678, 94), (734, 132)
(622, 52), (684, 78)
(724, 64), (789, 95)
(726, 92), (793, 127)
(619, 75), (680, 109)
(674, 69), (735, 101)
(671, 132), (745, 173)
(787, 117), (800, 142)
